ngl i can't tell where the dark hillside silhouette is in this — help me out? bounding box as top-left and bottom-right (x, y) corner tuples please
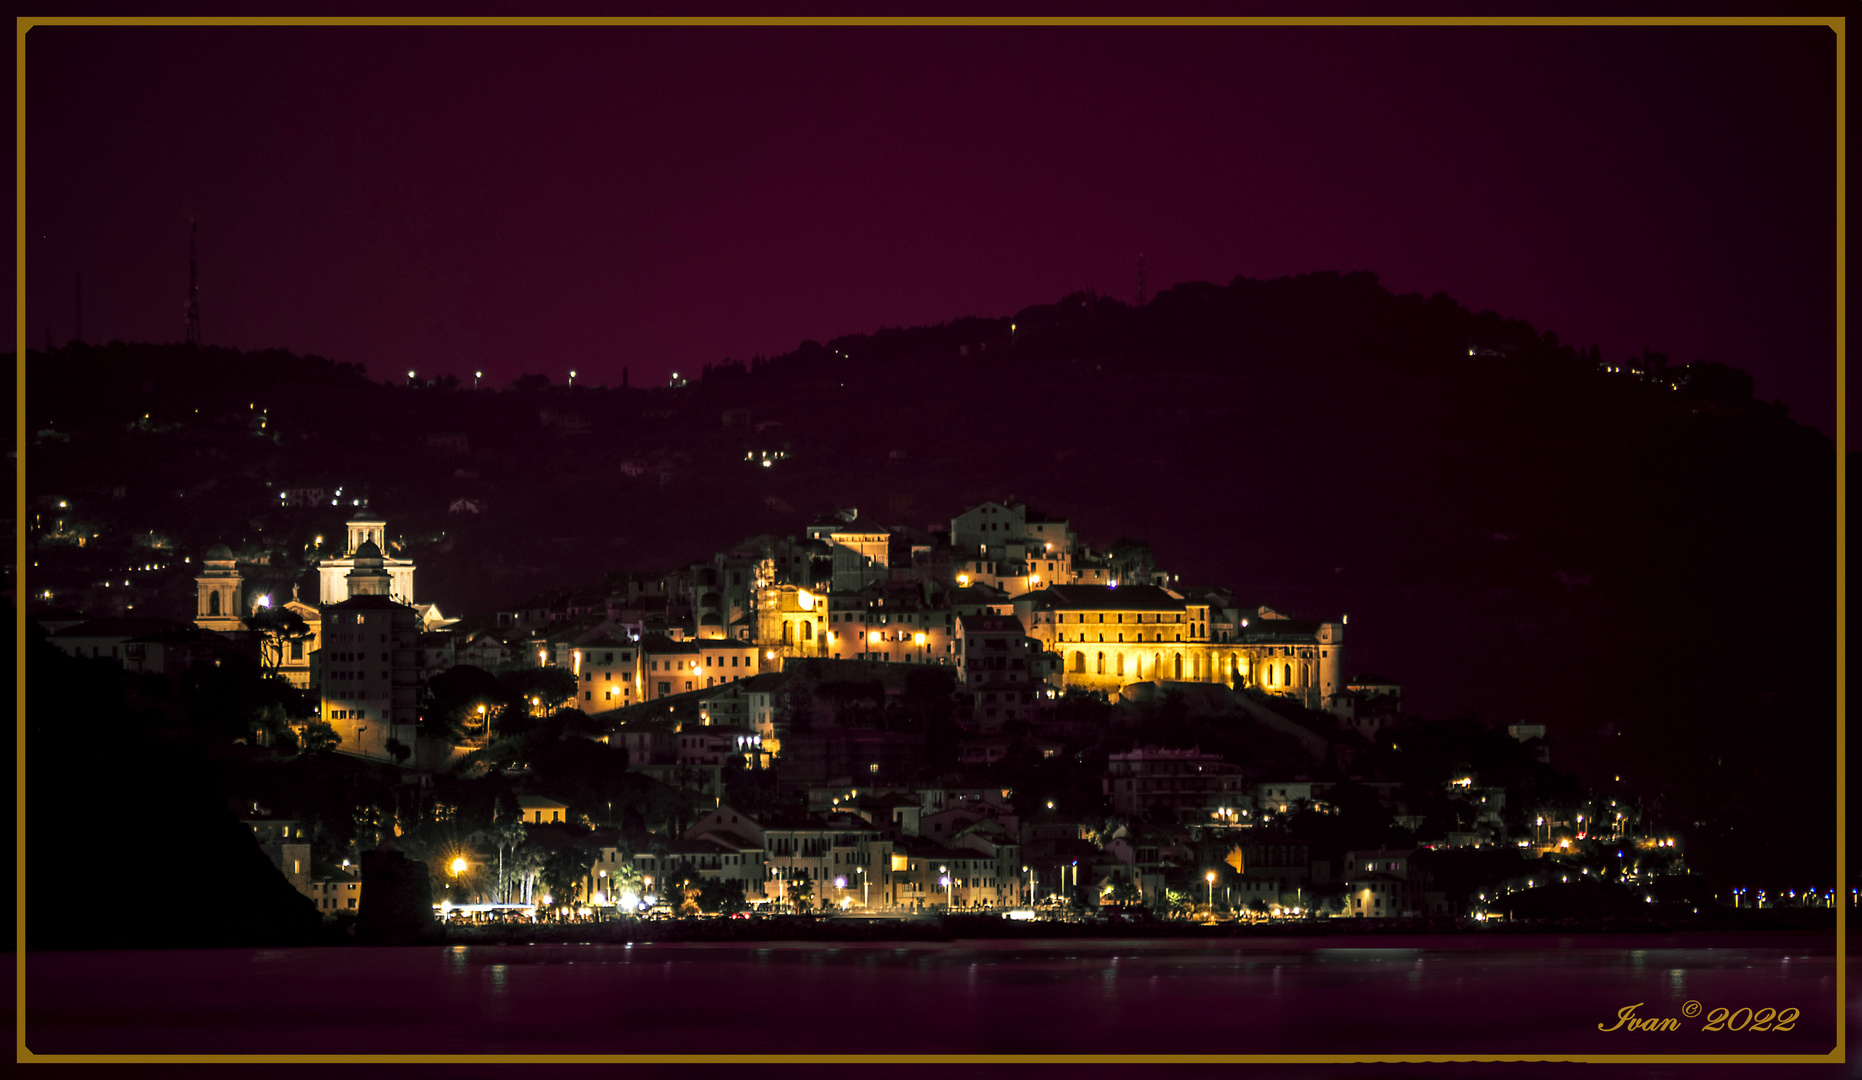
(20, 270), (1836, 890)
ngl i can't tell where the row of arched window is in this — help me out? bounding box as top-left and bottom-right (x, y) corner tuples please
(1061, 650), (1306, 688)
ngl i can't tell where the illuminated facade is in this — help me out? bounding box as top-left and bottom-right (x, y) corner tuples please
(314, 544), (421, 762)
(193, 543), (250, 632)
(693, 502), (1345, 713)
(193, 547), (322, 690)
(275, 592), (322, 692)
(641, 635), (763, 700)
(316, 513), (414, 605)
(758, 582), (829, 661)
(824, 587), (954, 663)
(1015, 584), (1344, 710)
(553, 636), (641, 710)
(950, 503), (1078, 592)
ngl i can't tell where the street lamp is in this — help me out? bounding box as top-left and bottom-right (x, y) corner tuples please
(569, 369), (577, 387)
(1206, 871), (1216, 912)
(474, 370), (483, 389)
(940, 865), (951, 908)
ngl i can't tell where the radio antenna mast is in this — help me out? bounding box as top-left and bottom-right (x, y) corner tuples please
(185, 219), (201, 345)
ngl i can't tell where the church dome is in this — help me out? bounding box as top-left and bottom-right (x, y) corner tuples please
(353, 539), (383, 559)
(205, 542), (235, 561)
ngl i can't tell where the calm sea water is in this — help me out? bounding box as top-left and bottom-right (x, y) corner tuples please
(22, 934), (1843, 1058)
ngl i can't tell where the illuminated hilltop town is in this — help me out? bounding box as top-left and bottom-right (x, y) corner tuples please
(194, 501), (1354, 766)
(38, 499), (1746, 925)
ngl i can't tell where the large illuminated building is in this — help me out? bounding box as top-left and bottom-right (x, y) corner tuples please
(317, 512), (414, 605)
(193, 544), (323, 691)
(528, 500), (1348, 725)
(1014, 583), (1344, 710)
(314, 541), (421, 762)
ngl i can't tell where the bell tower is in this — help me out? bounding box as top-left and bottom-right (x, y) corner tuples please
(195, 542), (246, 632)
(318, 511), (415, 605)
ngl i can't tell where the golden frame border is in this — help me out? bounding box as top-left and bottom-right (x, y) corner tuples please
(10, 10), (1847, 1072)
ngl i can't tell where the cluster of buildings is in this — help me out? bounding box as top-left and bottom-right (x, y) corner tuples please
(42, 498), (1393, 776)
(45, 496), (1673, 922)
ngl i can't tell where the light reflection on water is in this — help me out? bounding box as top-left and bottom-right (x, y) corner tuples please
(25, 938), (1841, 1056)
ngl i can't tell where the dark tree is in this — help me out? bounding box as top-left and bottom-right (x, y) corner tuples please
(424, 665), (506, 740)
(247, 606), (312, 677)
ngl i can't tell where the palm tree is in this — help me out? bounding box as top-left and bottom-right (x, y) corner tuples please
(492, 815), (529, 904)
(608, 861), (645, 908)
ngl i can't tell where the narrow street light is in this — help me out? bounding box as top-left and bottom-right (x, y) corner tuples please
(1206, 871), (1216, 912)
(474, 370), (483, 389)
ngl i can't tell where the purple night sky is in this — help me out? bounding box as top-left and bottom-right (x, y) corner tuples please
(23, 23), (1841, 435)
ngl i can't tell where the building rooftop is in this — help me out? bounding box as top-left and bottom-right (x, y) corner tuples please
(957, 613), (1026, 635)
(1021, 584), (1187, 612)
(324, 594), (416, 612)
